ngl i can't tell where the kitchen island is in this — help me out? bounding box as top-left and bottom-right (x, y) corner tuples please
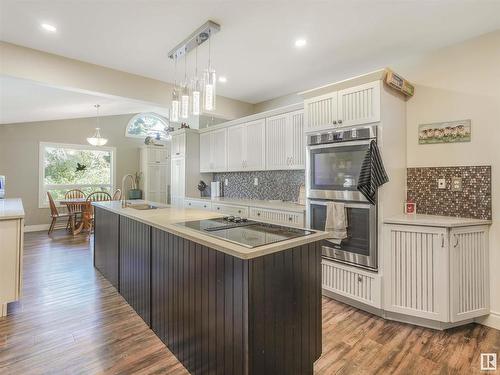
(92, 201), (329, 375)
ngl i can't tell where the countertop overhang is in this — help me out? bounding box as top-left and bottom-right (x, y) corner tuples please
(93, 201), (328, 259)
(0, 198), (25, 220)
(384, 214), (492, 228)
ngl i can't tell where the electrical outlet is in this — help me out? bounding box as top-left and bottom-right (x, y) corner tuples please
(451, 177), (463, 192)
(224, 179), (228, 186)
(254, 177), (259, 186)
(438, 178), (446, 189)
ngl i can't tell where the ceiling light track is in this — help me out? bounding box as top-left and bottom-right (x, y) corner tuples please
(168, 20), (220, 60)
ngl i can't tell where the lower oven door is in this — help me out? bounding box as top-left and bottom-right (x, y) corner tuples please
(307, 199), (377, 270)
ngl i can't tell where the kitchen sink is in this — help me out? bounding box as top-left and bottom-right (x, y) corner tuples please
(127, 203), (160, 210)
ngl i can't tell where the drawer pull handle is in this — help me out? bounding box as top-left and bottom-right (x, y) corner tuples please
(357, 276), (363, 283)
(453, 234), (459, 248)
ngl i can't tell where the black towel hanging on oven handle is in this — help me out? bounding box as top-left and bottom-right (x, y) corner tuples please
(357, 140), (389, 205)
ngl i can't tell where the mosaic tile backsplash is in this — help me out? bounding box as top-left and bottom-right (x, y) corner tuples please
(407, 166), (491, 220)
(213, 170), (305, 202)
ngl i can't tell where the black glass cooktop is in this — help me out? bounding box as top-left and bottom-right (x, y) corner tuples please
(176, 216), (314, 248)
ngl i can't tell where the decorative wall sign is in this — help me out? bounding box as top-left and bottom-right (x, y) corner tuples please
(418, 119), (471, 144)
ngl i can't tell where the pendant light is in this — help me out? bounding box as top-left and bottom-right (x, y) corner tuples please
(170, 57), (180, 122)
(87, 104), (108, 146)
(191, 46), (201, 116)
(180, 54), (190, 119)
(203, 31), (216, 111)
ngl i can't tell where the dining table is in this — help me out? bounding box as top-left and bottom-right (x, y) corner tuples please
(58, 197), (91, 235)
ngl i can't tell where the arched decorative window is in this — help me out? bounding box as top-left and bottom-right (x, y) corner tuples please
(126, 113), (169, 139)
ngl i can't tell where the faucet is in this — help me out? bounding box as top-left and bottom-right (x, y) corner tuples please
(121, 174), (137, 208)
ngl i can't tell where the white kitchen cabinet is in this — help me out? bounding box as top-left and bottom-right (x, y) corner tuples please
(184, 199), (212, 211)
(211, 203), (249, 217)
(322, 259), (382, 308)
(140, 146), (170, 204)
(200, 128), (227, 173)
(304, 91), (338, 130)
(171, 133), (186, 157)
(337, 81), (380, 127)
(227, 120), (265, 171)
(383, 223), (489, 323)
(170, 157), (185, 205)
(265, 110), (305, 170)
(249, 207), (305, 228)
(304, 81), (381, 131)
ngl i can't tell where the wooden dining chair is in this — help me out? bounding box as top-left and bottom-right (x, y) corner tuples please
(64, 189), (85, 199)
(84, 191), (112, 232)
(64, 188), (85, 227)
(47, 192), (73, 235)
(112, 189), (122, 201)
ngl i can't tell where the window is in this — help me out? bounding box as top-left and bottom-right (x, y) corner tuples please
(39, 142), (116, 208)
(126, 113), (169, 138)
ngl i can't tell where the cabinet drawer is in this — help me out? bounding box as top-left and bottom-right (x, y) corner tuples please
(212, 204), (248, 217)
(249, 207), (304, 228)
(184, 199), (212, 210)
(322, 259), (381, 308)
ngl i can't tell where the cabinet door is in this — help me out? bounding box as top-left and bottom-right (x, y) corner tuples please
(288, 110), (305, 169)
(94, 208), (119, 290)
(199, 132), (212, 172)
(244, 119), (265, 170)
(0, 219), (22, 303)
(171, 133), (186, 157)
(170, 157), (185, 200)
(266, 114), (288, 170)
(212, 128), (227, 171)
(449, 226), (490, 322)
(158, 166), (168, 204)
(383, 224), (449, 322)
(227, 124), (245, 171)
(304, 91), (338, 130)
(337, 81), (380, 127)
(147, 165), (160, 202)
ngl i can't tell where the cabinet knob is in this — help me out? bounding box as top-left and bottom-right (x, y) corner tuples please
(188, 203), (191, 205)
(333, 120), (337, 125)
(204, 205), (207, 208)
(238, 210), (241, 213)
(357, 276), (363, 283)
(257, 212), (261, 216)
(288, 216), (293, 221)
(217, 207), (220, 210)
(338, 120), (343, 124)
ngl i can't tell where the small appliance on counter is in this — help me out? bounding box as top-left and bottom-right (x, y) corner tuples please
(0, 176), (5, 199)
(211, 181), (221, 198)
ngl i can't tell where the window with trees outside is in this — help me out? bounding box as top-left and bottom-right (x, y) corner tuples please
(126, 113), (169, 138)
(39, 142), (116, 208)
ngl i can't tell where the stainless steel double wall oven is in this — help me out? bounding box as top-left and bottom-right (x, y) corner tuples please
(306, 125), (378, 270)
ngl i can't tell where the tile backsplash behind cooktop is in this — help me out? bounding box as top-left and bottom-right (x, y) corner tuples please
(407, 166), (491, 220)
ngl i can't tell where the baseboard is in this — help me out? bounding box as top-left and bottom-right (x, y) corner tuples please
(25, 224), (50, 232)
(476, 311), (500, 331)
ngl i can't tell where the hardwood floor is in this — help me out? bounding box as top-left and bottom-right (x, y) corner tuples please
(1, 231), (499, 374)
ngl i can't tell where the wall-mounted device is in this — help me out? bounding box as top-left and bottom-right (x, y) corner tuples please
(0, 176), (5, 199)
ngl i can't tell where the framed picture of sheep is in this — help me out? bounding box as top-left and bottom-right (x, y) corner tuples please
(418, 119), (471, 144)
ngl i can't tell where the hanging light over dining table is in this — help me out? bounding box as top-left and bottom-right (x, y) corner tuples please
(87, 104), (108, 146)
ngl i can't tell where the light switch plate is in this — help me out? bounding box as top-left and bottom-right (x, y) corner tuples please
(254, 178), (259, 186)
(451, 177), (463, 192)
(438, 178), (446, 189)
(224, 179), (228, 186)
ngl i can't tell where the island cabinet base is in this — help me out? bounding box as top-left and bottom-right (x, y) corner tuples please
(93, 208), (120, 289)
(151, 228), (322, 375)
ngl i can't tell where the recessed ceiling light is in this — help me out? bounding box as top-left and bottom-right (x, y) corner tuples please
(295, 38), (307, 48)
(218, 76), (227, 83)
(41, 23), (57, 32)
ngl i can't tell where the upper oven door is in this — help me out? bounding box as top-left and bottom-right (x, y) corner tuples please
(306, 140), (370, 200)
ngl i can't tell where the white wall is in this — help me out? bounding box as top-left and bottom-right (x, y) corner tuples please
(396, 29), (500, 328)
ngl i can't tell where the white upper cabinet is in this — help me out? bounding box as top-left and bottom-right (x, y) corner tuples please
(304, 92), (338, 130)
(227, 120), (265, 171)
(337, 81), (381, 127)
(171, 133), (186, 157)
(147, 147), (169, 165)
(304, 81), (381, 130)
(266, 110), (305, 170)
(200, 128), (227, 173)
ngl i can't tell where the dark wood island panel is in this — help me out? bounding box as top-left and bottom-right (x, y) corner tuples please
(93, 207), (120, 289)
(151, 228), (322, 375)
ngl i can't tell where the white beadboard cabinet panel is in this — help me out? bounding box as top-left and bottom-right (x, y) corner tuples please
(337, 81), (380, 127)
(244, 119), (266, 171)
(226, 124), (246, 171)
(171, 133), (186, 157)
(265, 114), (288, 170)
(211, 203), (249, 217)
(304, 92), (338, 130)
(383, 225), (449, 322)
(322, 259), (381, 308)
(450, 226), (490, 322)
(199, 132), (211, 172)
(184, 199), (212, 210)
(212, 128), (227, 171)
(248, 207), (304, 228)
(289, 110), (305, 169)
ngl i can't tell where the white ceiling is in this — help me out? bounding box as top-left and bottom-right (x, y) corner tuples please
(0, 76), (169, 124)
(1, 1), (500, 104)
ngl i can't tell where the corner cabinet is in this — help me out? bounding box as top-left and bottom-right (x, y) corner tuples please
(304, 81), (380, 131)
(383, 224), (490, 324)
(265, 110), (305, 170)
(227, 120), (265, 171)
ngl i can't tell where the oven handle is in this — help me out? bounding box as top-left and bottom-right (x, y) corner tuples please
(307, 199), (372, 210)
(307, 139), (373, 150)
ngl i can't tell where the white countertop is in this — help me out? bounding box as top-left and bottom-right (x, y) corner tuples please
(93, 201), (327, 260)
(0, 198), (25, 220)
(185, 196), (306, 213)
(384, 214), (491, 228)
